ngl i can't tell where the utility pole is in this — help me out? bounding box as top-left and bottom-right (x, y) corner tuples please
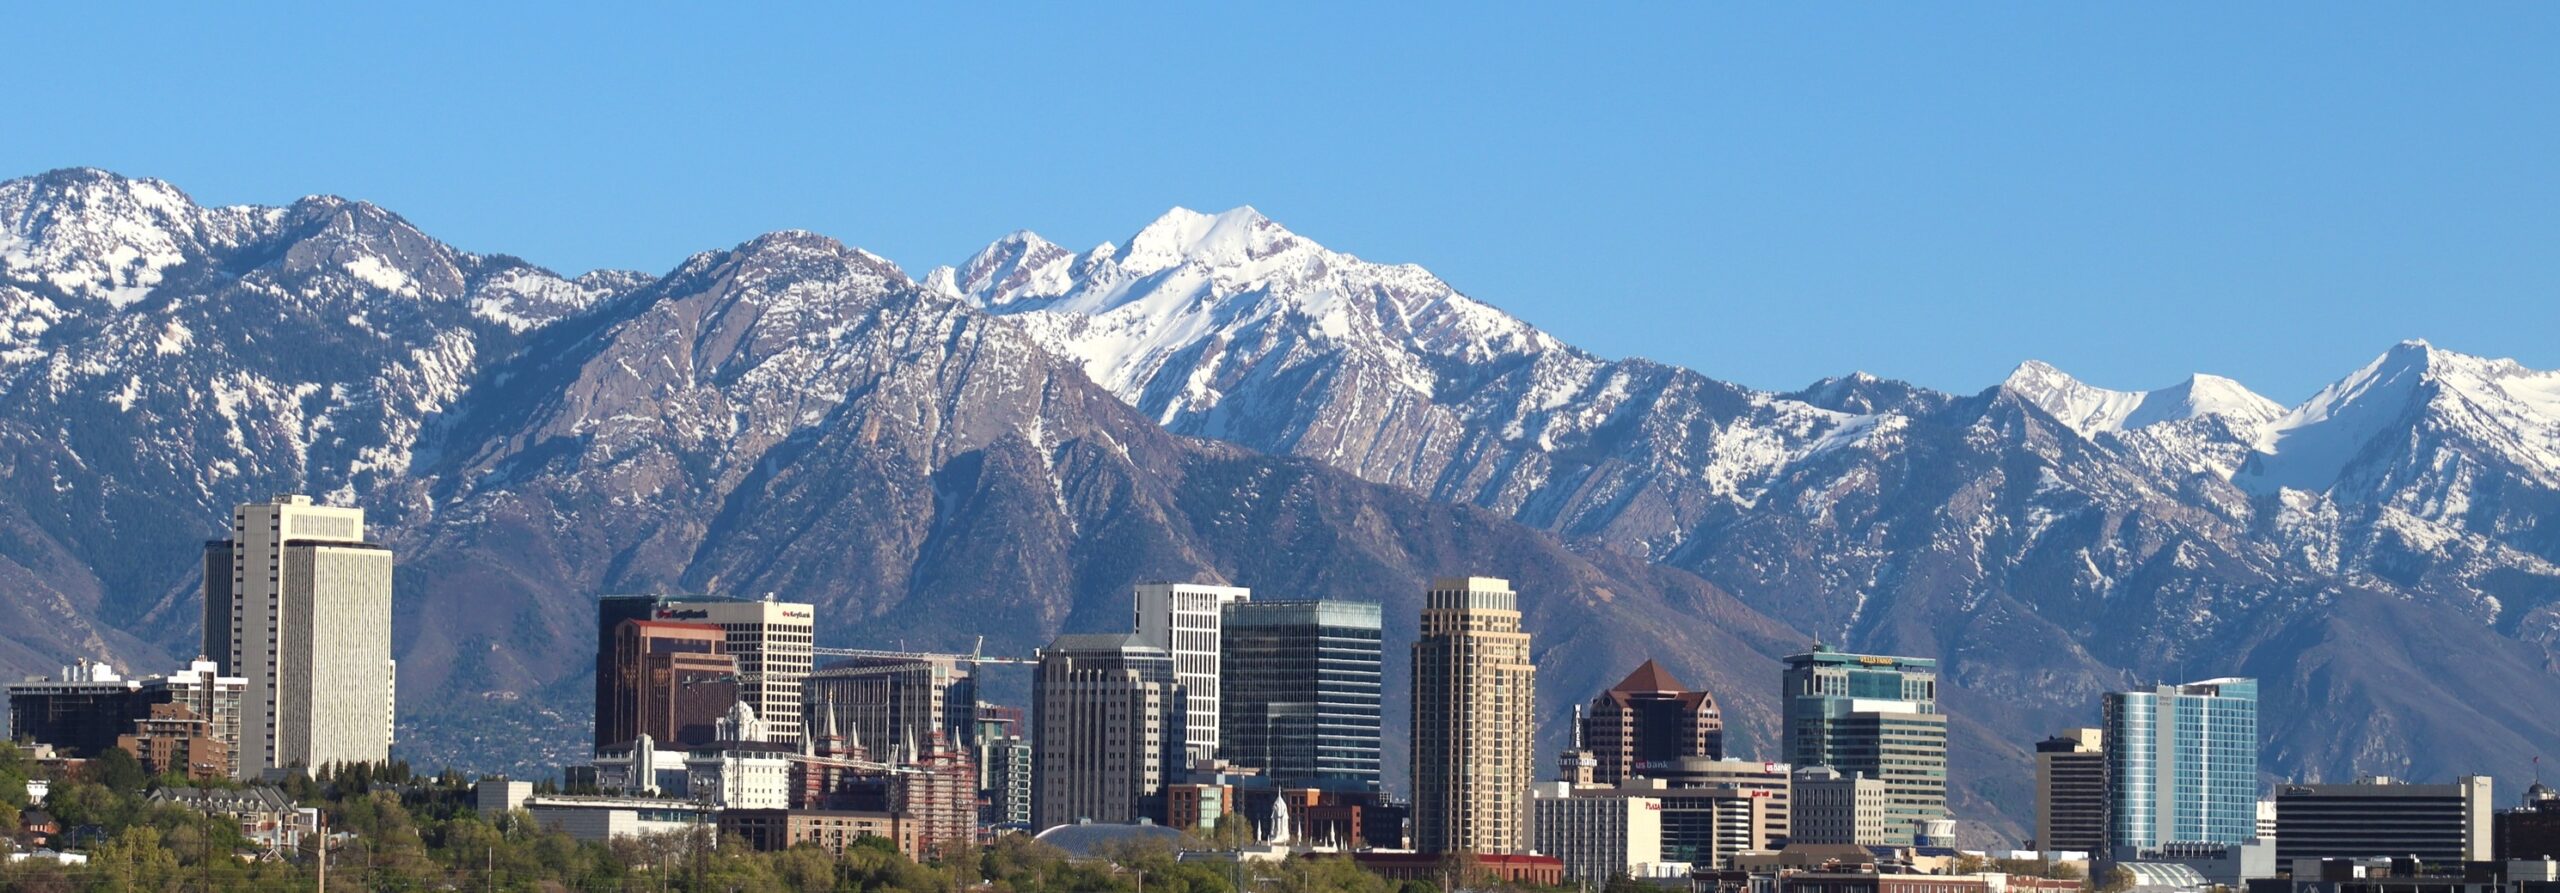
(314, 812), (327, 893)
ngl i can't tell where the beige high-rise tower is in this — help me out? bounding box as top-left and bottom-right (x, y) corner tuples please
(1411, 576), (1536, 855)
(204, 495), (395, 779)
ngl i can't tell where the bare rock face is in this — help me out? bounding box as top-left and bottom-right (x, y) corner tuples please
(12, 171), (2560, 840)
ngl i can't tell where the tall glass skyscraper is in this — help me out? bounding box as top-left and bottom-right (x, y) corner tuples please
(1780, 645), (1945, 846)
(1218, 599), (1384, 790)
(2103, 677), (2259, 854)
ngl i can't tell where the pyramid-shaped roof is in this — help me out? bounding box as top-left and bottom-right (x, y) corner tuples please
(1610, 659), (1688, 693)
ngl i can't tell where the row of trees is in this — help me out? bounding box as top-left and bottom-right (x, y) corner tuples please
(0, 744), (1584, 892)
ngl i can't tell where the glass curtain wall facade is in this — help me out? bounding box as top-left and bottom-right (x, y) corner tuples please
(1218, 599), (1384, 790)
(2103, 678), (2259, 853)
(1780, 646), (1945, 846)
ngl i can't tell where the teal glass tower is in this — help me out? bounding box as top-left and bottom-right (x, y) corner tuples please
(2102, 677), (2259, 854)
(1781, 644), (1946, 846)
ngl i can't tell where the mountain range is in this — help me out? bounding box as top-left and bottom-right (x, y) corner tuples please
(7, 169), (2560, 843)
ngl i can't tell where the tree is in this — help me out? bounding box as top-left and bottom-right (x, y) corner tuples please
(88, 824), (183, 892)
(2097, 866), (2136, 893)
(0, 741), (32, 811)
(85, 747), (149, 797)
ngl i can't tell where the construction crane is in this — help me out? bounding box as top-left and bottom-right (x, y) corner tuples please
(811, 636), (1038, 667)
(682, 636), (1037, 688)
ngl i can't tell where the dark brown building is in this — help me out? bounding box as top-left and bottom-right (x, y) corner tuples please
(118, 702), (232, 781)
(596, 620), (737, 749)
(1582, 659), (1723, 786)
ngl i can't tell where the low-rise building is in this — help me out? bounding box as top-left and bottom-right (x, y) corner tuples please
(721, 809), (918, 859)
(1530, 782), (1663, 883)
(148, 787), (307, 852)
(2275, 777), (2493, 864)
(1351, 852), (1565, 887)
(1796, 767), (1890, 846)
(524, 795), (718, 842)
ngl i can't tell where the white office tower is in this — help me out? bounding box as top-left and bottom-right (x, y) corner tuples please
(1131, 582), (1249, 765)
(654, 597), (815, 746)
(204, 495), (395, 778)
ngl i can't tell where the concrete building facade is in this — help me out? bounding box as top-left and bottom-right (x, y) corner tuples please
(1531, 782), (1665, 883)
(205, 495), (394, 778)
(1793, 766), (1889, 846)
(1032, 633), (1184, 830)
(1411, 576), (1538, 855)
(2274, 776), (2493, 864)
(2036, 727), (2106, 854)
(1132, 582), (1250, 766)
(654, 597), (814, 747)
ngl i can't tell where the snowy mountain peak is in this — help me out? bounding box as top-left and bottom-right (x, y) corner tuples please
(1119, 205), (1304, 278)
(0, 168), (265, 309)
(955, 229), (1074, 306)
(2000, 360), (2150, 436)
(2246, 342), (2560, 496)
(2002, 360), (2281, 437)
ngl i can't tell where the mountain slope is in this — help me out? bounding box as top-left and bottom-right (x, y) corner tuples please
(0, 171), (1812, 799)
(955, 206), (2560, 838)
(12, 172), (2560, 844)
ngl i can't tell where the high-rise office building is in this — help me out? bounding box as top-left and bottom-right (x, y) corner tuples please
(2036, 728), (2106, 854)
(803, 655), (978, 759)
(2103, 678), (2259, 853)
(1218, 599), (1384, 790)
(2275, 776), (2492, 863)
(596, 620), (737, 749)
(653, 597), (815, 747)
(1412, 576), (1537, 855)
(1780, 645), (1945, 846)
(1584, 659), (1724, 786)
(1132, 582), (1250, 766)
(205, 495), (394, 777)
(1033, 633), (1185, 830)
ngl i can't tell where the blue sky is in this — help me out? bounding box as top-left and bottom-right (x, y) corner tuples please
(7, 5), (2557, 401)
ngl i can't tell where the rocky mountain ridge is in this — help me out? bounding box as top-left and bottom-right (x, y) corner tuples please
(8, 171), (2560, 842)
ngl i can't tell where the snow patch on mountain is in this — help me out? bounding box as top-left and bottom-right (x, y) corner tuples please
(2002, 360), (2283, 437)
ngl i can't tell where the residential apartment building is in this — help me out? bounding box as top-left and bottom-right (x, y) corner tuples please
(1412, 576), (1537, 855)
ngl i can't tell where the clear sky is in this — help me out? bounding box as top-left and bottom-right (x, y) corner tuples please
(7, 5), (2557, 402)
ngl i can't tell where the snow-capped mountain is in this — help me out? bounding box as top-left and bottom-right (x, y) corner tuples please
(952, 206), (2560, 830)
(0, 170), (1803, 805)
(12, 170), (2560, 842)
